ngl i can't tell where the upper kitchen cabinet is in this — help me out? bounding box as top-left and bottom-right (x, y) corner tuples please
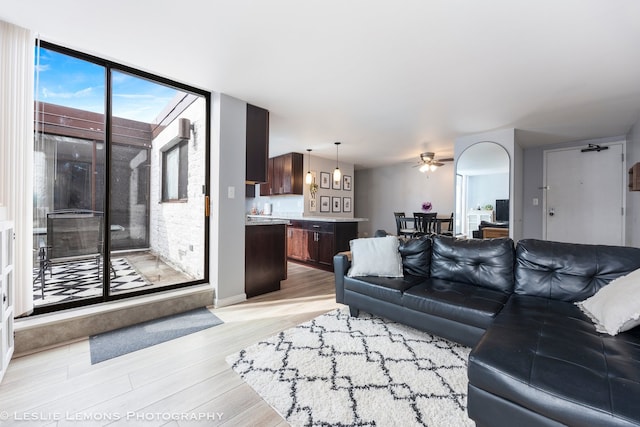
(260, 158), (274, 196)
(246, 103), (269, 184)
(260, 152), (303, 196)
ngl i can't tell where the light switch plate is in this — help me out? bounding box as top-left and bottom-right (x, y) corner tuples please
(228, 186), (235, 199)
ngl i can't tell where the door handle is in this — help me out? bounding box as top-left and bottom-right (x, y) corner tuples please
(548, 208), (555, 217)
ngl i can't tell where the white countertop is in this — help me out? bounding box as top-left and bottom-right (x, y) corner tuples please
(245, 217), (290, 226)
(247, 214), (368, 223)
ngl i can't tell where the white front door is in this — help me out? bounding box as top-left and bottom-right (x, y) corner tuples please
(543, 142), (625, 245)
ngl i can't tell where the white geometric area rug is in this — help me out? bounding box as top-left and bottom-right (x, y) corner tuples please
(226, 308), (473, 426)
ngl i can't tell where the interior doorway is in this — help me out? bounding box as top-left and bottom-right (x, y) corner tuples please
(543, 142), (625, 245)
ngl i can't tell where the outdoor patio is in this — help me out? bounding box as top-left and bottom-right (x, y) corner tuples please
(33, 251), (194, 306)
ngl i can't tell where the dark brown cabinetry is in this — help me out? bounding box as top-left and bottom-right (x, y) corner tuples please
(245, 223), (287, 298)
(287, 220), (358, 271)
(260, 152), (303, 196)
(260, 158), (274, 196)
(287, 226), (310, 261)
(246, 103), (269, 185)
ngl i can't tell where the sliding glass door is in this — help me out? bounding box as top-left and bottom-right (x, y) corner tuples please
(108, 70), (206, 297)
(33, 47), (108, 307)
(33, 42), (209, 312)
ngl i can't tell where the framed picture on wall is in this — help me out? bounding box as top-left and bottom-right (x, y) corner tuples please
(320, 196), (330, 212)
(332, 196), (341, 212)
(310, 198), (317, 212)
(343, 197), (352, 212)
(343, 175), (352, 191)
(332, 175), (341, 190)
(320, 172), (331, 189)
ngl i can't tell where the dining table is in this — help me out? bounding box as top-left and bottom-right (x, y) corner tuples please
(396, 214), (452, 236)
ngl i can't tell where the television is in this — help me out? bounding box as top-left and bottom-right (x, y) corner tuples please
(495, 199), (509, 223)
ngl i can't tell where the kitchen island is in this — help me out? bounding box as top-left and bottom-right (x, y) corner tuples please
(245, 218), (289, 297)
(249, 215), (368, 272)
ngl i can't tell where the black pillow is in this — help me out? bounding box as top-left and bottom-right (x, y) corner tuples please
(398, 236), (431, 277)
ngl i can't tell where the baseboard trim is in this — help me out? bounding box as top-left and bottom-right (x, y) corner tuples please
(14, 284), (214, 355)
(215, 293), (246, 308)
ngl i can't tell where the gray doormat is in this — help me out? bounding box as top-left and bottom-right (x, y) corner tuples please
(90, 307), (223, 364)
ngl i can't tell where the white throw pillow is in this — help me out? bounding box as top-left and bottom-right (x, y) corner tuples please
(347, 236), (403, 278)
(576, 268), (640, 336)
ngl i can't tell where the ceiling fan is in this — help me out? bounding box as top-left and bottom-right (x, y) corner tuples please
(413, 152), (454, 172)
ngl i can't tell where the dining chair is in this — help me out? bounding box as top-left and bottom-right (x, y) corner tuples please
(439, 212), (454, 236)
(394, 212), (407, 235)
(396, 217), (416, 236)
(394, 212), (415, 236)
(413, 213), (425, 235)
(413, 212), (437, 235)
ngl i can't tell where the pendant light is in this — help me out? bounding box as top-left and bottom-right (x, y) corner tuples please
(305, 148), (313, 184)
(333, 142), (342, 183)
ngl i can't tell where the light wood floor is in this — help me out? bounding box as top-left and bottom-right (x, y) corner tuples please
(1, 262), (341, 426)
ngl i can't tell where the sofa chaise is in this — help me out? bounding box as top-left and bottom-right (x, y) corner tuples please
(333, 235), (640, 426)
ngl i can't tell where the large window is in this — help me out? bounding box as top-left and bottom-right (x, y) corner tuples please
(162, 140), (188, 201)
(33, 42), (210, 313)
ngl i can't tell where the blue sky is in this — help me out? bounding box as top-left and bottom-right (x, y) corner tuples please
(35, 47), (178, 123)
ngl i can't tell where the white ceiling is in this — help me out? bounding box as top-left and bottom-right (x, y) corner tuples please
(3, 0), (640, 170)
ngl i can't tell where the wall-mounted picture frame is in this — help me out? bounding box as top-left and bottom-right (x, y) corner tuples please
(343, 175), (352, 191)
(332, 175), (341, 190)
(343, 197), (352, 212)
(310, 198), (317, 212)
(309, 170), (318, 199)
(332, 196), (341, 212)
(320, 196), (330, 212)
(320, 172), (331, 189)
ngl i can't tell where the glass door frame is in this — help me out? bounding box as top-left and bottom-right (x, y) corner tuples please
(33, 41), (211, 315)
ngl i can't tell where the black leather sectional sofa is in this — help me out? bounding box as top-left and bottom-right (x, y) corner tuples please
(333, 235), (640, 427)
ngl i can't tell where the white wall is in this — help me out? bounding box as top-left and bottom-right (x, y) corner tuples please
(210, 93), (247, 306)
(303, 154), (355, 218)
(466, 173), (509, 210)
(354, 162), (454, 237)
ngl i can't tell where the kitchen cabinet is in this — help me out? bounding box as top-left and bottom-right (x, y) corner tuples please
(259, 158), (274, 196)
(246, 183), (256, 198)
(260, 152), (303, 196)
(246, 103), (269, 184)
(245, 223), (287, 298)
(287, 220), (358, 271)
(316, 231), (336, 267)
(287, 226), (310, 261)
